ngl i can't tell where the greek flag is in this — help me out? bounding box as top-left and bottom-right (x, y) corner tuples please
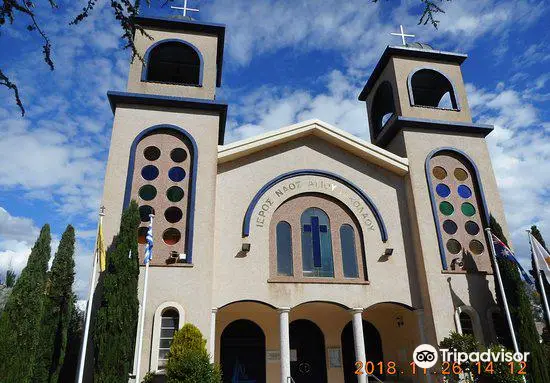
(143, 218), (154, 265)
(492, 233), (533, 284)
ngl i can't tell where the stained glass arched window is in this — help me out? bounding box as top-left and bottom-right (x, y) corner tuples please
(426, 149), (490, 273)
(301, 207), (334, 277)
(340, 224), (359, 278)
(276, 221), (293, 276)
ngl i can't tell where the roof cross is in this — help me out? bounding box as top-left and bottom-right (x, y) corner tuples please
(171, 0), (200, 17)
(390, 25), (415, 46)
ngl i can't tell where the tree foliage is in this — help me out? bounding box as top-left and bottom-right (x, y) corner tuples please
(0, 224), (51, 383)
(33, 225), (76, 383)
(166, 323), (221, 383)
(59, 296), (85, 383)
(93, 200), (140, 383)
(490, 216), (550, 382)
(5, 268), (16, 287)
(529, 225), (550, 325)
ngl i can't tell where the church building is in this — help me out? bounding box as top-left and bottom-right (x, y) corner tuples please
(97, 14), (510, 383)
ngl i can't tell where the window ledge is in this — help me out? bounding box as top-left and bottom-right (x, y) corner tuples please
(139, 263), (194, 268)
(142, 79), (203, 88)
(268, 278), (370, 285)
(441, 270), (493, 275)
(411, 104), (460, 112)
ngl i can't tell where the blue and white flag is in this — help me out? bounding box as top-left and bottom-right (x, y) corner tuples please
(492, 233), (533, 284)
(143, 217), (154, 265)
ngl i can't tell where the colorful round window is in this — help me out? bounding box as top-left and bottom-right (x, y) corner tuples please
(139, 185), (157, 201)
(439, 201), (454, 216)
(141, 165), (159, 181)
(169, 167), (186, 182)
(137, 227), (148, 244)
(143, 146), (161, 161)
(465, 221), (480, 235)
(461, 202), (476, 217)
(163, 228), (181, 245)
(436, 184), (451, 198)
(446, 239), (462, 254)
(167, 186), (185, 203)
(433, 166), (447, 180)
(458, 185), (472, 199)
(139, 205), (155, 222)
(165, 207), (183, 223)
(170, 148), (188, 163)
(454, 168), (468, 181)
(443, 220), (458, 235)
(469, 240), (484, 255)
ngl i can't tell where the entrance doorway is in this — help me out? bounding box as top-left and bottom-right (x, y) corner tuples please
(289, 319), (327, 383)
(220, 319), (266, 383)
(341, 320), (384, 383)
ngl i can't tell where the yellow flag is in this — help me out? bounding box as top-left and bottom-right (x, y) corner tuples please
(96, 220), (106, 272)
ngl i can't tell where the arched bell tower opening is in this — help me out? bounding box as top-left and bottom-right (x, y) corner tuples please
(408, 68), (459, 110)
(144, 40), (203, 86)
(370, 81), (396, 137)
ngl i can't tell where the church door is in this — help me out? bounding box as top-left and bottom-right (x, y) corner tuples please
(290, 319), (328, 383)
(341, 320), (384, 383)
(220, 319), (266, 383)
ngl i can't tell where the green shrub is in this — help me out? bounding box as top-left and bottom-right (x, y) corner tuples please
(478, 345), (523, 383)
(166, 323), (221, 383)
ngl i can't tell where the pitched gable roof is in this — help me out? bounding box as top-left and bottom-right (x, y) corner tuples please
(218, 119), (409, 176)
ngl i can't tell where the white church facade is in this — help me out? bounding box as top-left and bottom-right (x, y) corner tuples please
(94, 15), (510, 383)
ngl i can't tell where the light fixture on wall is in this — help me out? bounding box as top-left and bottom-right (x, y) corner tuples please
(396, 315), (404, 328)
(242, 243), (251, 252)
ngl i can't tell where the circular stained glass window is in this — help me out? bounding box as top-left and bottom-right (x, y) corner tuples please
(170, 148), (188, 163)
(137, 227), (148, 244)
(443, 220), (458, 235)
(433, 166), (447, 180)
(167, 186), (185, 202)
(141, 165), (159, 181)
(461, 202), (476, 217)
(469, 240), (484, 255)
(454, 168), (468, 181)
(139, 185), (157, 201)
(439, 201), (454, 216)
(458, 185), (472, 199)
(446, 239), (462, 254)
(465, 221), (480, 235)
(163, 228), (181, 245)
(169, 167), (186, 182)
(139, 205), (155, 222)
(436, 183), (451, 198)
(144, 146), (161, 161)
(165, 207), (183, 223)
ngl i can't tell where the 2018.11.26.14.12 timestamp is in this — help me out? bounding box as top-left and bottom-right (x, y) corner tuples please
(354, 361), (527, 376)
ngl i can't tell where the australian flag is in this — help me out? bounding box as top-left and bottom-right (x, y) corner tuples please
(492, 233), (533, 284)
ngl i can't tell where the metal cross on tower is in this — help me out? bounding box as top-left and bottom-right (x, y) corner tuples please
(171, 0), (200, 17)
(390, 25), (415, 46)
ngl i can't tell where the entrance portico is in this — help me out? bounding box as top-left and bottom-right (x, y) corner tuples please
(213, 301), (421, 383)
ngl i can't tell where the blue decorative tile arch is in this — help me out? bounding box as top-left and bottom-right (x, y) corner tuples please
(425, 147), (491, 270)
(242, 169), (388, 242)
(124, 124), (198, 262)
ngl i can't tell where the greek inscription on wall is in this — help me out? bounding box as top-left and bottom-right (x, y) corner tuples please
(255, 177), (376, 231)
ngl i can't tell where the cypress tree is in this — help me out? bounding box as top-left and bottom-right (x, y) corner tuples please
(33, 225), (76, 383)
(0, 224), (51, 383)
(490, 216), (549, 382)
(529, 225), (550, 326)
(93, 201), (140, 383)
(59, 296), (84, 382)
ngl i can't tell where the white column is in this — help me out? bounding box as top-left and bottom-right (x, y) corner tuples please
(278, 307), (291, 383)
(351, 308), (367, 383)
(415, 309), (433, 383)
(209, 308), (218, 363)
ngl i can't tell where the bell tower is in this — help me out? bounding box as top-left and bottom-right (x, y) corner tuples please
(359, 44), (511, 344)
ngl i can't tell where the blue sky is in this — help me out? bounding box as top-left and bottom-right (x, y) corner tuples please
(0, 0), (549, 298)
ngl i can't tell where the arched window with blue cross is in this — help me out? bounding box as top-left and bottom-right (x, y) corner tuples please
(300, 207), (334, 277)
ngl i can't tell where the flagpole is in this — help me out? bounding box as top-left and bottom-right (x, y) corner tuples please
(485, 227), (520, 354)
(528, 230), (550, 328)
(135, 214), (153, 383)
(77, 206), (105, 383)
